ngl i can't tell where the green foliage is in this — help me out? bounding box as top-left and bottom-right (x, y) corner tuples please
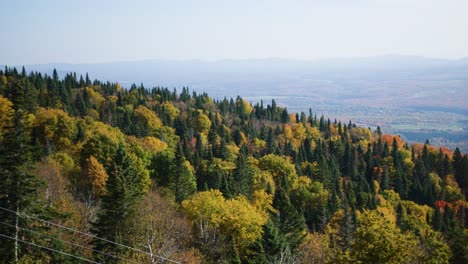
(92, 144), (150, 262)
(175, 160), (197, 203)
(0, 111), (43, 262)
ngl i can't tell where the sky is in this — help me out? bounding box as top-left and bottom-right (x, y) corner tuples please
(1, 0), (468, 65)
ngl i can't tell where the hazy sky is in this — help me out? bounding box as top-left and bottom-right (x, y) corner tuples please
(1, 0), (467, 65)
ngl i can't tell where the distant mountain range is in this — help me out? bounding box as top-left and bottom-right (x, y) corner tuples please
(17, 55), (468, 80)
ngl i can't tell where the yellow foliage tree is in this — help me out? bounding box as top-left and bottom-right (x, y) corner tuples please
(85, 155), (109, 196)
(0, 95), (14, 141)
(85, 87), (106, 109)
(247, 157), (276, 195)
(194, 110), (211, 134)
(134, 105), (163, 136)
(225, 143), (240, 162)
(350, 209), (419, 263)
(258, 154), (298, 190)
(281, 123), (310, 149)
(81, 119), (126, 165)
(350, 127), (372, 142)
(252, 138), (267, 154)
(223, 195), (267, 247)
(236, 98), (253, 116)
(140, 136), (168, 153)
(161, 101), (180, 122)
(305, 123), (321, 141)
(251, 190), (276, 219)
(34, 107), (77, 151)
(182, 190), (268, 252)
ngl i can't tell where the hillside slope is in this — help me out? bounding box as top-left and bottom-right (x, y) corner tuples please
(0, 67), (466, 263)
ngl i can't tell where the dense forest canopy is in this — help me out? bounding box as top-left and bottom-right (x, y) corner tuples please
(0, 66), (467, 263)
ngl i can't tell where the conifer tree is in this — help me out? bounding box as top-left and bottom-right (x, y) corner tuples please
(0, 110), (42, 262)
(232, 153), (253, 198)
(93, 144), (150, 262)
(262, 217), (288, 262)
(273, 188), (306, 254)
(175, 145), (197, 203)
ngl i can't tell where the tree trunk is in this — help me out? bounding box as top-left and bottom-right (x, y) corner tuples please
(14, 205), (19, 264)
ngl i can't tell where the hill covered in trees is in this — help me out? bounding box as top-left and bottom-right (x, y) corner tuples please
(0, 66), (467, 263)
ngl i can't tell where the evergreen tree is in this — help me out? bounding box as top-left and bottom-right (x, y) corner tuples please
(381, 167), (390, 191)
(0, 110), (42, 262)
(273, 188), (306, 254)
(262, 217), (288, 262)
(92, 144), (150, 263)
(5, 78), (38, 112)
(232, 153), (253, 198)
(175, 145), (197, 203)
(432, 207), (443, 231)
(453, 148), (467, 196)
(281, 108), (290, 123)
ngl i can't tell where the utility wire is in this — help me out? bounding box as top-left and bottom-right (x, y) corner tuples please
(0, 221), (140, 264)
(0, 205), (182, 264)
(0, 205), (143, 253)
(0, 232), (101, 264)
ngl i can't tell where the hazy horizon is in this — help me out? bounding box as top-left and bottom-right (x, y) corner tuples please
(7, 54), (468, 67)
(2, 0), (467, 151)
(2, 0), (468, 65)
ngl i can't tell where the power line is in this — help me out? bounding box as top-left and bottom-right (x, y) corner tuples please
(0, 205), (143, 254)
(0, 205), (183, 264)
(0, 232), (101, 264)
(0, 221), (140, 264)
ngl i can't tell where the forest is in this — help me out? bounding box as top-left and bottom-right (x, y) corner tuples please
(0, 66), (467, 263)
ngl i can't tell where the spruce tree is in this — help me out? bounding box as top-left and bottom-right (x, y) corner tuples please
(262, 217), (288, 262)
(0, 110), (42, 262)
(175, 162), (197, 203)
(273, 188), (306, 254)
(92, 144), (150, 263)
(175, 145), (197, 203)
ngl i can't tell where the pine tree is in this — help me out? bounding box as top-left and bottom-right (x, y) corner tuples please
(0, 110), (42, 262)
(175, 162), (197, 203)
(381, 167), (390, 191)
(232, 153), (253, 198)
(262, 217), (288, 262)
(281, 108), (290, 123)
(92, 144), (150, 263)
(85, 72), (92, 86)
(5, 78), (38, 112)
(273, 188), (306, 254)
(175, 145), (197, 203)
(452, 148), (467, 195)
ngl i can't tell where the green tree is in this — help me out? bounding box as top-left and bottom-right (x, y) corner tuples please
(175, 153), (197, 203)
(92, 144), (150, 263)
(5, 78), (38, 112)
(0, 110), (42, 262)
(272, 188), (306, 255)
